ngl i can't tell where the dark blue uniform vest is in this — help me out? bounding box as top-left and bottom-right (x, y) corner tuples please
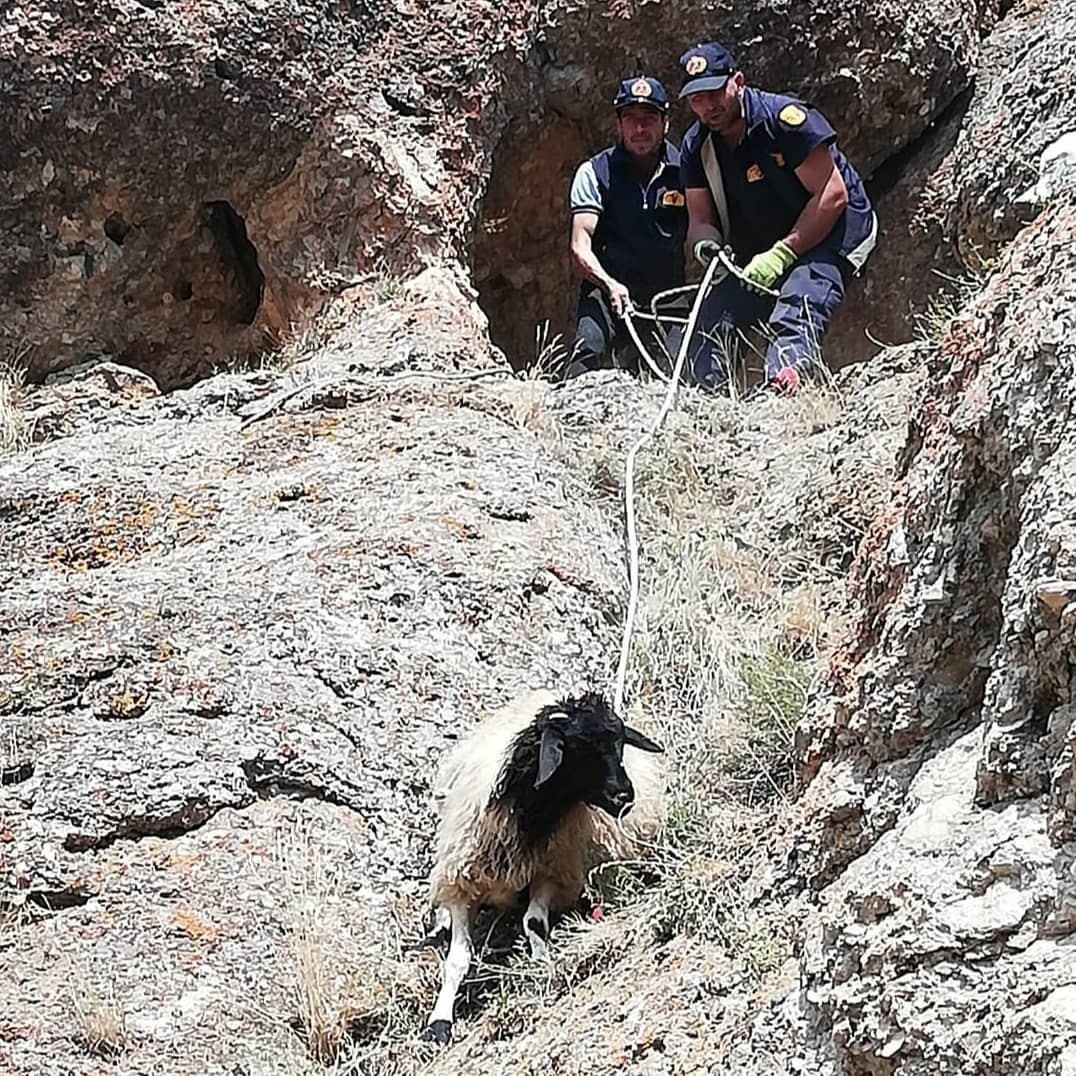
(582, 143), (688, 303)
(680, 88), (875, 268)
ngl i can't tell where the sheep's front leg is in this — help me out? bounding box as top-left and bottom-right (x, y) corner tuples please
(523, 879), (558, 962)
(422, 902), (471, 1045)
(420, 904), (451, 951)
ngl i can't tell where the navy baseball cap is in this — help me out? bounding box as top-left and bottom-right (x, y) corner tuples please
(613, 76), (669, 112)
(678, 42), (736, 98)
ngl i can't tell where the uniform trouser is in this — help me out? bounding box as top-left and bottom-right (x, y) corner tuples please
(688, 247), (850, 388)
(566, 287), (684, 381)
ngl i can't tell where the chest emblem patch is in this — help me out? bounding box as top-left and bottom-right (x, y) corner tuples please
(746, 163), (764, 183)
(778, 103), (807, 127)
(661, 190), (686, 206)
(771, 152), (786, 167)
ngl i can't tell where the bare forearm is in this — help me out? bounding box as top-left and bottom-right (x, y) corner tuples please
(571, 239), (617, 292)
(785, 188), (847, 255)
(687, 219), (724, 255)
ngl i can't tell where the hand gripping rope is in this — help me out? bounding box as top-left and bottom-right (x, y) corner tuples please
(611, 249), (779, 716)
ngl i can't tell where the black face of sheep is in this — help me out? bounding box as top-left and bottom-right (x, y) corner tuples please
(496, 693), (663, 841)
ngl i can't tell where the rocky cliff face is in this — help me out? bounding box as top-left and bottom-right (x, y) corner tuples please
(781, 184), (1076, 1076)
(825, 0), (1076, 364)
(2, 0), (1076, 1073)
(765, 15), (1076, 1060)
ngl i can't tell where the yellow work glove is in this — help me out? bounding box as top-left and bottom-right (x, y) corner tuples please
(741, 240), (797, 290)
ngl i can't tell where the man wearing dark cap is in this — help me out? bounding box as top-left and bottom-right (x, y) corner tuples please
(565, 76), (688, 379)
(676, 41), (877, 394)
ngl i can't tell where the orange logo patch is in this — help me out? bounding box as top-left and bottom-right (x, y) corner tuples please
(661, 190), (686, 206)
(746, 163), (764, 182)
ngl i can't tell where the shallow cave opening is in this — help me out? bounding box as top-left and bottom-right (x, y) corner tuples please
(470, 72), (964, 377)
(202, 200), (265, 326)
(109, 200), (269, 392)
(472, 116), (591, 372)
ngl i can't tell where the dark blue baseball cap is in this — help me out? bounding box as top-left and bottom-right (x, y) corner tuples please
(678, 42), (736, 98)
(613, 76), (669, 112)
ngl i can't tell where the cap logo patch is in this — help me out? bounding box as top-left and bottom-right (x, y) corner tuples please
(630, 78), (652, 97)
(778, 104), (807, 127)
(685, 55), (708, 75)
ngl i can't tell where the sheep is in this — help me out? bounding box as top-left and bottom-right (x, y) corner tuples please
(420, 687), (665, 1044)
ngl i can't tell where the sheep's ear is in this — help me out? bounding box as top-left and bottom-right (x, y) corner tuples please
(535, 724), (565, 787)
(624, 725), (663, 753)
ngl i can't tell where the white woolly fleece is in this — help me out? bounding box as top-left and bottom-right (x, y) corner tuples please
(428, 689), (666, 915)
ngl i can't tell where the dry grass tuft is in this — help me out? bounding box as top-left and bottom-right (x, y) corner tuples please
(274, 820), (436, 1072)
(609, 403), (821, 963)
(70, 982), (127, 1056)
(273, 322), (335, 372)
(914, 267), (988, 344)
(781, 378), (845, 433)
(532, 318), (570, 382)
(0, 899), (29, 954)
(0, 351), (35, 455)
(498, 320), (568, 437)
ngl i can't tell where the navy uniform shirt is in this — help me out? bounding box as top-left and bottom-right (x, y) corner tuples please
(569, 141), (688, 304)
(680, 88), (876, 270)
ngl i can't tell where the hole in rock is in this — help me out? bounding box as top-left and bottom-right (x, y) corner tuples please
(214, 57), (239, 81)
(104, 213), (130, 245)
(201, 200), (265, 326)
(110, 201), (268, 391)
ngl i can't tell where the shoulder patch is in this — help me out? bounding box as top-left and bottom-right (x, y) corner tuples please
(778, 103), (807, 127)
(661, 190), (685, 206)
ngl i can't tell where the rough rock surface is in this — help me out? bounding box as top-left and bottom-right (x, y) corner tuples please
(0, 279), (624, 1072)
(4, 1), (1076, 1073)
(0, 0), (519, 386)
(0, 333), (923, 1073)
(786, 191), (1076, 1073)
(949, 0), (1076, 264)
(829, 0), (1076, 363)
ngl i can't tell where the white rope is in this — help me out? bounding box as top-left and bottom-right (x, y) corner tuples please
(612, 257), (720, 717)
(623, 314), (676, 381)
(610, 252), (781, 715)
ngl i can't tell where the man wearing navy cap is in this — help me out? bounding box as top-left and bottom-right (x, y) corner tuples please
(565, 76), (688, 379)
(676, 41), (877, 394)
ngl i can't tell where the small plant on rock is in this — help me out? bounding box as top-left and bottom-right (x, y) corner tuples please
(0, 352), (34, 455)
(70, 982), (127, 1056)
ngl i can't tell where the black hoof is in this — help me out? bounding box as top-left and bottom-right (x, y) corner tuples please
(525, 915), (549, 942)
(422, 1019), (452, 1046)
